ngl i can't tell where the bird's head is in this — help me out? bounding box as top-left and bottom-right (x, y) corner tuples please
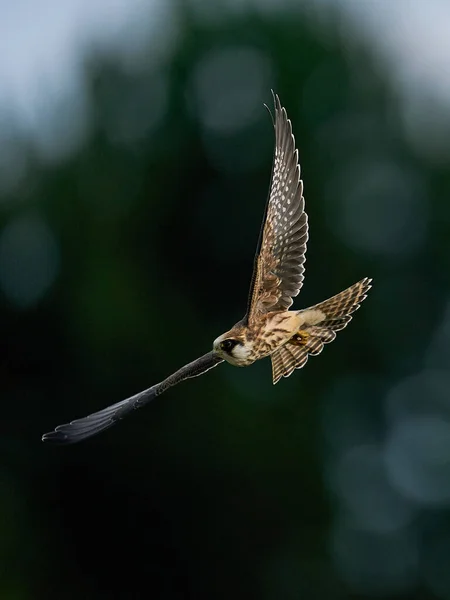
(213, 328), (254, 367)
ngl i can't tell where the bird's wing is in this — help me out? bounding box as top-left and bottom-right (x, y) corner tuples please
(245, 93), (308, 326)
(42, 352), (223, 445)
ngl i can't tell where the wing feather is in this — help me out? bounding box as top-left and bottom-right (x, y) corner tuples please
(42, 352), (223, 445)
(245, 93), (308, 325)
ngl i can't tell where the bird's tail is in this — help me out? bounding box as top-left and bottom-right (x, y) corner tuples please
(271, 277), (372, 384)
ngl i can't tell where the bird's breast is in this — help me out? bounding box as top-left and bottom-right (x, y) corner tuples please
(251, 311), (302, 359)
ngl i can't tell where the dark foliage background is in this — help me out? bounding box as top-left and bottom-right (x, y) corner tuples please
(2, 2), (450, 599)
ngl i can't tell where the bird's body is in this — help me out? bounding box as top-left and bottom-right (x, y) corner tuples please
(42, 92), (372, 445)
(214, 309), (318, 367)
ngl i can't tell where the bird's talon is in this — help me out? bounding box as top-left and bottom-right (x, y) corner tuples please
(291, 330), (309, 346)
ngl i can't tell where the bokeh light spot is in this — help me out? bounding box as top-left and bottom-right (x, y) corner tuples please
(326, 159), (427, 259)
(385, 415), (450, 506)
(190, 45), (272, 135)
(0, 214), (59, 308)
(329, 444), (415, 534)
(331, 520), (418, 596)
(385, 369), (450, 426)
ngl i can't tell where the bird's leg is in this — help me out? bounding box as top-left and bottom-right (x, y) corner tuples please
(290, 330), (310, 346)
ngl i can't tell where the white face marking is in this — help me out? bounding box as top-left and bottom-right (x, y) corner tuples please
(229, 342), (254, 366)
(213, 333), (254, 366)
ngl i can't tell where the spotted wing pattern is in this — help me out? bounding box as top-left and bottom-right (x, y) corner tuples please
(271, 278), (372, 384)
(246, 94), (308, 325)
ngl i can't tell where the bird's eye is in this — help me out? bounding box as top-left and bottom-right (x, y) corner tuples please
(220, 339), (237, 353)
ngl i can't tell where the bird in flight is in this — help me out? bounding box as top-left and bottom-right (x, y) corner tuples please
(42, 93), (371, 445)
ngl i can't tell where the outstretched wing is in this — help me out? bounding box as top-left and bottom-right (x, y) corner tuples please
(245, 93), (308, 326)
(42, 352), (223, 444)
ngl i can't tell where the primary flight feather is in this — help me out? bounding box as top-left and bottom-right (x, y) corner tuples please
(42, 93), (371, 445)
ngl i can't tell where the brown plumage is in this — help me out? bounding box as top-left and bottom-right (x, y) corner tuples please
(42, 92), (371, 445)
(214, 94), (371, 375)
(270, 277), (371, 384)
(247, 95), (308, 321)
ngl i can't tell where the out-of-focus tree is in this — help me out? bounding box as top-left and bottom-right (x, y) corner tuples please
(1, 1), (450, 599)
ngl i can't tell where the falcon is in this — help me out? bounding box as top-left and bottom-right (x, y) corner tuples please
(42, 93), (371, 445)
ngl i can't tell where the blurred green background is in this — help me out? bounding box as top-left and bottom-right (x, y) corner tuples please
(2, 1), (450, 598)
